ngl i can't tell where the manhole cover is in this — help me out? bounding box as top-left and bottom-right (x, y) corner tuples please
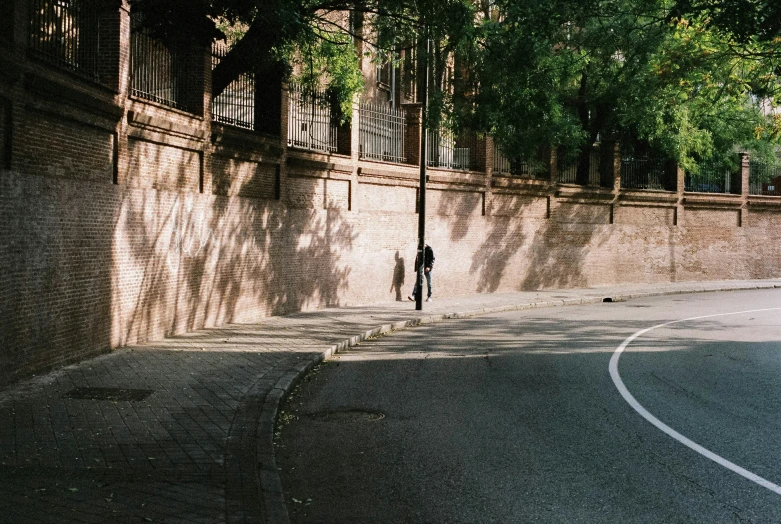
(63, 387), (154, 401)
(307, 409), (385, 423)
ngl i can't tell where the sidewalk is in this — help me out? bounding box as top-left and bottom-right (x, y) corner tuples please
(1, 279), (779, 524)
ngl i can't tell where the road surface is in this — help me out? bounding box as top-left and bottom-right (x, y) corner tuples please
(276, 289), (781, 523)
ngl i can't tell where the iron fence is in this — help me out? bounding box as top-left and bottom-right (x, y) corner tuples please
(493, 144), (548, 179)
(287, 82), (338, 153)
(359, 102), (406, 163)
(684, 161), (739, 194)
(28, 0), (100, 81)
(427, 128), (481, 171)
(558, 149), (602, 186)
(130, 14), (192, 112)
(749, 160), (781, 195)
(211, 43), (254, 130)
(621, 156), (677, 191)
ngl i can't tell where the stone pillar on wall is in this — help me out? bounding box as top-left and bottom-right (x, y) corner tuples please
(401, 102), (422, 167)
(483, 135), (495, 216)
(200, 41), (213, 195)
(184, 45), (209, 120)
(675, 164), (685, 226)
(278, 82), (290, 202)
(739, 152), (750, 227)
(613, 143), (621, 192)
(114, 1), (131, 185)
(549, 147), (558, 185)
(348, 97), (360, 211)
(485, 135), (495, 176)
(85, 0), (120, 92)
(472, 134), (487, 173)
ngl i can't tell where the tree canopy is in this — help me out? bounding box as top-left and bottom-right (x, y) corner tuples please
(131, 0), (781, 170)
(472, 0), (781, 175)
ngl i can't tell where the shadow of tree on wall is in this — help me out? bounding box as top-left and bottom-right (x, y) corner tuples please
(520, 217), (600, 291)
(114, 154), (356, 347)
(467, 195), (607, 293)
(433, 185), (483, 243)
(469, 216), (529, 293)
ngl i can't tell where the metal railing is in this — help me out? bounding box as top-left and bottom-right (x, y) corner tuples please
(749, 160), (781, 195)
(684, 162), (739, 194)
(211, 43), (254, 130)
(558, 148), (602, 186)
(130, 14), (192, 112)
(493, 144), (548, 179)
(621, 156), (677, 191)
(427, 128), (481, 171)
(28, 0), (100, 81)
(287, 83), (338, 153)
(359, 102), (406, 163)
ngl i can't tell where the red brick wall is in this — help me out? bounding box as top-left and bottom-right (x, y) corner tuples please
(17, 108), (115, 182)
(1, 1), (780, 387)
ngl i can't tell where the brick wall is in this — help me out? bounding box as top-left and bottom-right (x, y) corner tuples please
(0, 0), (780, 387)
(17, 108), (115, 182)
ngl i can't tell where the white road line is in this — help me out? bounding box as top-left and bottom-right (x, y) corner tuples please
(609, 307), (781, 495)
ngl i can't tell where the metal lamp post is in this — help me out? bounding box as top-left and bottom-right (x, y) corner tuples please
(416, 36), (430, 311)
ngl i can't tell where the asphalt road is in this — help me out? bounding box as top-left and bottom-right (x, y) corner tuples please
(276, 289), (781, 523)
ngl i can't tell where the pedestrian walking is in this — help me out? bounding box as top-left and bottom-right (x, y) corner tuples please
(408, 244), (435, 302)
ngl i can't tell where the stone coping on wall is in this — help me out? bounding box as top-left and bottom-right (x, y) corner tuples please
(555, 184), (614, 202)
(747, 195), (781, 208)
(682, 193), (743, 208)
(287, 152), (353, 176)
(210, 124), (284, 159)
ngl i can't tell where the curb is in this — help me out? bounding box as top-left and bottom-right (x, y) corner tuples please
(255, 281), (781, 523)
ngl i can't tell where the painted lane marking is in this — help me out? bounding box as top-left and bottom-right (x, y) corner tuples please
(609, 307), (781, 495)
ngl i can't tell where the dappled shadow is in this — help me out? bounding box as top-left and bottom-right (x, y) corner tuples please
(113, 148), (356, 347)
(433, 181), (484, 243)
(469, 214), (528, 293)
(521, 218), (601, 290)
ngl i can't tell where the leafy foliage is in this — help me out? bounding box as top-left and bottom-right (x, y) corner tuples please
(132, 0), (781, 168)
(470, 0), (781, 173)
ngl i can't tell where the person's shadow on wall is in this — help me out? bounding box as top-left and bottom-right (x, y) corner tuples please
(390, 251), (405, 301)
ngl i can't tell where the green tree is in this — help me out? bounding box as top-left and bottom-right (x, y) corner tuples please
(470, 0), (781, 179)
(130, 0), (475, 120)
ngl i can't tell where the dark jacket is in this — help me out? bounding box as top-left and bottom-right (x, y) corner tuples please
(414, 245), (435, 272)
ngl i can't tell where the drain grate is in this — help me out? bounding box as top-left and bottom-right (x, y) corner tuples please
(63, 387), (154, 401)
(306, 409), (385, 423)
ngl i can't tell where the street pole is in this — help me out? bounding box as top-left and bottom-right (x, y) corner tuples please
(416, 36), (430, 311)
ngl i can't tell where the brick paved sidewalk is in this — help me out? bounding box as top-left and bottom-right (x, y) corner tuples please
(0, 280), (778, 524)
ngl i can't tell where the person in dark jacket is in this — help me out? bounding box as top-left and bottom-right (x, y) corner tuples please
(408, 244), (435, 302)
